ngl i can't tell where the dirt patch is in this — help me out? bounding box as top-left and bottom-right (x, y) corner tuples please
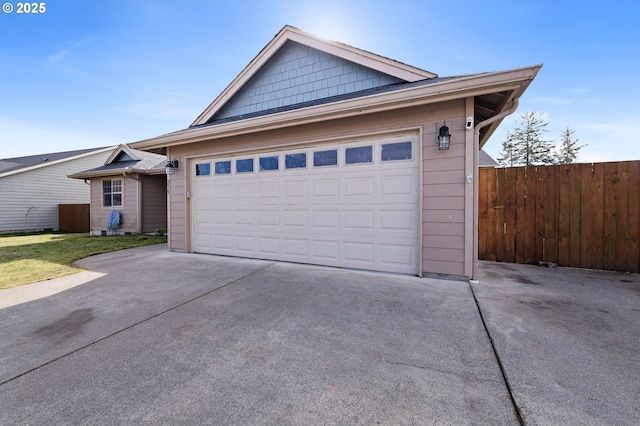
(36, 308), (94, 345)
(507, 274), (540, 285)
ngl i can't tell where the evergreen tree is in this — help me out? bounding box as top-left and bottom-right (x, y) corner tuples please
(557, 126), (586, 164)
(498, 111), (556, 166)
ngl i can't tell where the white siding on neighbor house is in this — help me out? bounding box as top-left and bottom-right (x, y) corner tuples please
(0, 152), (111, 233)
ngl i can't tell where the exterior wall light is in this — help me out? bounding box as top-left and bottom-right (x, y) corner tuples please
(165, 159), (179, 175)
(438, 123), (451, 150)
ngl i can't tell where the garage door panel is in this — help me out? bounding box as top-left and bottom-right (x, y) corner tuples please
(235, 235), (256, 252)
(214, 234), (233, 250)
(235, 182), (256, 198)
(380, 209), (416, 231)
(313, 179), (340, 197)
(312, 240), (340, 260)
(344, 241), (375, 264)
(214, 210), (233, 225)
(194, 233), (212, 250)
(344, 176), (375, 197)
(283, 209), (308, 227)
(284, 238), (308, 257)
(312, 210), (340, 229)
(344, 210), (375, 230)
(380, 175), (415, 196)
(258, 210), (280, 227)
(235, 209), (255, 225)
(258, 182), (280, 198)
(284, 180), (308, 198)
(213, 184), (233, 200)
(258, 237), (280, 255)
(192, 135), (419, 274)
(380, 244), (415, 266)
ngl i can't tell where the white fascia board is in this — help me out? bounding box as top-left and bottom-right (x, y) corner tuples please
(134, 65), (541, 151)
(0, 146), (115, 179)
(105, 144), (143, 164)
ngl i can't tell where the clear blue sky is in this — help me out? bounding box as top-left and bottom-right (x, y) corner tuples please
(1, 0), (639, 162)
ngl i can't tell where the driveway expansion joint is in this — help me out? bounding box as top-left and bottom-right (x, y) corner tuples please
(469, 280), (525, 426)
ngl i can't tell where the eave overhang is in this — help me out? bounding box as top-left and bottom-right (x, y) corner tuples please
(132, 64), (541, 152)
(68, 166), (166, 180)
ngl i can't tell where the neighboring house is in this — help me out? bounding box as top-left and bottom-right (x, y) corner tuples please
(128, 25), (540, 279)
(479, 149), (499, 167)
(69, 144), (167, 235)
(0, 147), (113, 233)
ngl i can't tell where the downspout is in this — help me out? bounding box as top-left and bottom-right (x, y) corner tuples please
(472, 97), (519, 281)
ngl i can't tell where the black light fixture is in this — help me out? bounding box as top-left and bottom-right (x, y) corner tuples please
(165, 159), (179, 175)
(438, 123), (451, 150)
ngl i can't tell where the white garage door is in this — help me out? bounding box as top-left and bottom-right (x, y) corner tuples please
(191, 134), (420, 274)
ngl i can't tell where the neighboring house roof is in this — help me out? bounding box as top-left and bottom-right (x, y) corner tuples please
(131, 25), (541, 153)
(0, 147), (113, 177)
(68, 144), (167, 179)
(479, 149), (499, 167)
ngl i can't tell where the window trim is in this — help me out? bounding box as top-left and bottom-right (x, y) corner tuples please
(103, 178), (123, 208)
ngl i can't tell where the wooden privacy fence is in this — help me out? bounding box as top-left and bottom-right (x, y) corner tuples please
(478, 161), (640, 273)
(59, 204), (90, 233)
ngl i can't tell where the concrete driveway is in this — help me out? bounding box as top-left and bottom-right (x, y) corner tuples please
(0, 245), (638, 425)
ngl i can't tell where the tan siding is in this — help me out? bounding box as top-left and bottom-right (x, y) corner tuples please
(0, 152), (110, 233)
(426, 247), (465, 263)
(140, 175), (167, 233)
(168, 99), (472, 276)
(422, 259), (465, 276)
(424, 235), (465, 250)
(90, 174), (139, 234)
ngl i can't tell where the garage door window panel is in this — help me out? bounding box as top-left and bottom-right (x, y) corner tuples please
(259, 156), (279, 171)
(215, 161), (231, 175)
(381, 142), (412, 161)
(285, 153), (307, 169)
(195, 163), (211, 176)
(236, 158), (254, 173)
(345, 146), (373, 164)
(313, 149), (338, 167)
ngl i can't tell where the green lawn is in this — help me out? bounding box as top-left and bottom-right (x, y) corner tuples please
(0, 233), (167, 290)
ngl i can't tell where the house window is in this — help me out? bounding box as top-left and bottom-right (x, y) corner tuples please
(285, 153), (306, 169)
(259, 156), (279, 171)
(195, 163), (211, 176)
(381, 142), (412, 161)
(236, 158), (254, 173)
(345, 146), (373, 164)
(313, 149), (338, 167)
(215, 161), (231, 175)
(103, 179), (122, 207)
